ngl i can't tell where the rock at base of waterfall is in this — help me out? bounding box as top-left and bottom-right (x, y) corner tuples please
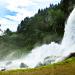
(6, 61), (12, 66)
(35, 62), (45, 68)
(0, 67), (6, 71)
(43, 56), (55, 65)
(35, 56), (56, 68)
(66, 53), (75, 59)
(20, 63), (28, 68)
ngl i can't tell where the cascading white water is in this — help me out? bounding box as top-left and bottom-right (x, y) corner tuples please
(59, 7), (75, 56)
(0, 8), (75, 70)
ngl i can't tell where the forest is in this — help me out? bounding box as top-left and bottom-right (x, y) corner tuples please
(0, 0), (74, 51)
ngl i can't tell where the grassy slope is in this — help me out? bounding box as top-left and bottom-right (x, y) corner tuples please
(0, 33), (32, 60)
(0, 57), (75, 75)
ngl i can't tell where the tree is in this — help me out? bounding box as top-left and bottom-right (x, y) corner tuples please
(4, 28), (12, 35)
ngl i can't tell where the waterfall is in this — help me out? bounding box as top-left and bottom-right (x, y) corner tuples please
(0, 8), (75, 70)
(23, 8), (75, 67)
(60, 8), (75, 56)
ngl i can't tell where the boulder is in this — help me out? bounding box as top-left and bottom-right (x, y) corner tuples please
(43, 56), (55, 65)
(20, 63), (28, 68)
(0, 67), (6, 71)
(35, 62), (44, 68)
(66, 53), (75, 59)
(6, 61), (12, 66)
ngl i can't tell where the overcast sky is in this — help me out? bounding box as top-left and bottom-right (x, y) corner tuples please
(0, 0), (61, 32)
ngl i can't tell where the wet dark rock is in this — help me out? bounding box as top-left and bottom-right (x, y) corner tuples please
(6, 61), (12, 66)
(1, 67), (6, 71)
(35, 56), (56, 68)
(20, 63), (28, 68)
(43, 56), (55, 65)
(35, 62), (44, 68)
(67, 53), (75, 59)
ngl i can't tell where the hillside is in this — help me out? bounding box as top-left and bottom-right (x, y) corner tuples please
(0, 57), (75, 75)
(0, 1), (64, 59)
(17, 0), (75, 48)
(0, 0), (75, 75)
(0, 0), (75, 62)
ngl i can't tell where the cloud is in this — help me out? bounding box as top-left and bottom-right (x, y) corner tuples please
(0, 0), (61, 32)
(0, 17), (18, 31)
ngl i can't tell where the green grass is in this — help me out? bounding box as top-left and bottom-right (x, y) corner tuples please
(0, 57), (75, 75)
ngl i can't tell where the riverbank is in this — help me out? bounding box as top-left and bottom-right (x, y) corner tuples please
(0, 57), (75, 75)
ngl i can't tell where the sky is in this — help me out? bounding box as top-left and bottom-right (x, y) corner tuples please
(0, 0), (61, 32)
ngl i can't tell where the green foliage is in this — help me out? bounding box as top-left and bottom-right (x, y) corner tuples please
(17, 3), (66, 48)
(0, 0), (75, 57)
(17, 0), (75, 49)
(60, 0), (74, 17)
(4, 28), (12, 35)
